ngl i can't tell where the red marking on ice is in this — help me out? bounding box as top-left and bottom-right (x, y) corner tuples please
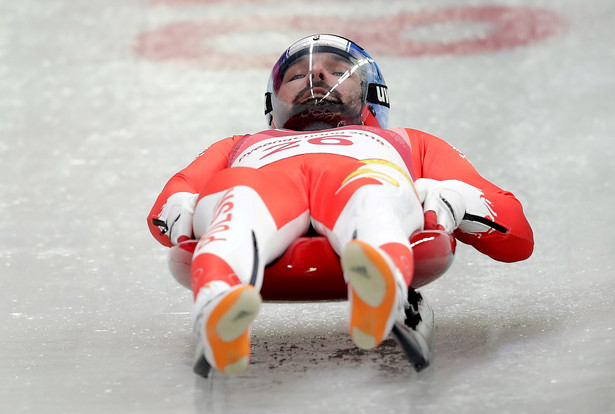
(373, 6), (565, 56)
(134, 6), (565, 68)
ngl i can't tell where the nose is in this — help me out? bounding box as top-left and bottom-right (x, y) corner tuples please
(309, 71), (325, 81)
(308, 61), (327, 82)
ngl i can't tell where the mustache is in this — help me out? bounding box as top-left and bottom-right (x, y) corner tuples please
(293, 82), (343, 105)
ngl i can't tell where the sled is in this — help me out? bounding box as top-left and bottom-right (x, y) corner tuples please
(167, 230), (456, 377)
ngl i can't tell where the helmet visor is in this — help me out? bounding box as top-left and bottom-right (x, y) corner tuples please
(267, 36), (378, 130)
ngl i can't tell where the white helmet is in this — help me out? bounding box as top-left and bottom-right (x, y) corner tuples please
(265, 34), (389, 131)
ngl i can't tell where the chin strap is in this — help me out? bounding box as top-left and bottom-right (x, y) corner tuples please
(361, 105), (383, 128)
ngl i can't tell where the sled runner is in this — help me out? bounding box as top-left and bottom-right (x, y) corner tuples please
(167, 230), (455, 377)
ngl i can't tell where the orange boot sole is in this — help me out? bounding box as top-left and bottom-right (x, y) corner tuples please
(342, 240), (399, 350)
(203, 285), (262, 375)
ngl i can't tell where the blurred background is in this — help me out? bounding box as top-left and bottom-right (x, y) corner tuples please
(1, 0), (613, 413)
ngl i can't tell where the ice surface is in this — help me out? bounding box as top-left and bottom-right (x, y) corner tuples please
(1, 0), (613, 413)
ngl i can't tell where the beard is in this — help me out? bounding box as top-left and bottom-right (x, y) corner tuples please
(283, 106), (360, 131)
(282, 82), (363, 130)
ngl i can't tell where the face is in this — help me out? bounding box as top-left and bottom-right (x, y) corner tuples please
(275, 52), (363, 114)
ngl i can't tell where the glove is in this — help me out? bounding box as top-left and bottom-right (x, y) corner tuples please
(154, 192), (199, 245)
(415, 179), (465, 232)
(415, 178), (494, 233)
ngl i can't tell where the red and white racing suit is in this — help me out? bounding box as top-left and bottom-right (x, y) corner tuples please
(148, 126), (534, 296)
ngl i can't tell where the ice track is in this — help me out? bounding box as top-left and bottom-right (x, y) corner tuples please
(1, 0), (614, 413)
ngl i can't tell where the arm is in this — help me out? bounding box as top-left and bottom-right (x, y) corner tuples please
(147, 136), (241, 247)
(406, 128), (534, 263)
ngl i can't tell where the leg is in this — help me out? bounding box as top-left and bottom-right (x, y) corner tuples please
(191, 166), (310, 292)
(190, 167), (309, 375)
(311, 158), (424, 349)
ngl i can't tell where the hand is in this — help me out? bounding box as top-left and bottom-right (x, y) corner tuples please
(153, 192), (199, 245)
(414, 179), (468, 232)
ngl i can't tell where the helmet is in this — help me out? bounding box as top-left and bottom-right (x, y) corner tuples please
(265, 34), (389, 131)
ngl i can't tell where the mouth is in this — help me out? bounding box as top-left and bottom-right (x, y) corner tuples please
(300, 96), (343, 105)
(295, 85), (341, 105)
